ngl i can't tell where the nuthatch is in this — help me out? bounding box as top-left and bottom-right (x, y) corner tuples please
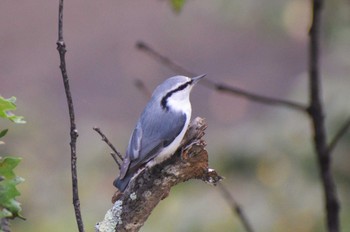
(114, 74), (205, 192)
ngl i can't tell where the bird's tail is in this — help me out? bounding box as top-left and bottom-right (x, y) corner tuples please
(113, 174), (133, 192)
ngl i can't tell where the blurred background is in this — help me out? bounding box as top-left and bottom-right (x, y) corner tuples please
(1, 0), (350, 231)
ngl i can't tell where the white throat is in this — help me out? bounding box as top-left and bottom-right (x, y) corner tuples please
(167, 96), (191, 114)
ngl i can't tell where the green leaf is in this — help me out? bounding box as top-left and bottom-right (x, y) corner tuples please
(0, 157), (21, 179)
(0, 129), (8, 139)
(0, 157), (25, 219)
(170, 0), (186, 13)
(0, 96), (26, 124)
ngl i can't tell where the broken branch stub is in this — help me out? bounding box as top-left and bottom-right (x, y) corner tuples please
(96, 117), (221, 232)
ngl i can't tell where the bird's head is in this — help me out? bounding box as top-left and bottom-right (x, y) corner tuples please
(151, 74), (206, 111)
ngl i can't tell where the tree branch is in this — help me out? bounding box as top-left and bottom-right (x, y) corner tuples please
(56, 0), (85, 231)
(136, 41), (308, 113)
(134, 79), (152, 99)
(308, 0), (340, 231)
(95, 118), (222, 232)
(217, 183), (254, 232)
(328, 116), (350, 154)
(93, 127), (124, 168)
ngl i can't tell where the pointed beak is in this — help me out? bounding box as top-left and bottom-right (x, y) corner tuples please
(191, 74), (206, 84)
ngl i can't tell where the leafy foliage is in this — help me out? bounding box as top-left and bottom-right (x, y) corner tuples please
(0, 96), (25, 223)
(170, 0), (186, 13)
(0, 157), (24, 220)
(0, 129), (8, 139)
(0, 96), (25, 124)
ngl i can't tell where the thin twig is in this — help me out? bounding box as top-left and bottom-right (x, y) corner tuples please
(110, 153), (121, 168)
(214, 83), (307, 111)
(308, 0), (340, 232)
(93, 127), (124, 168)
(136, 41), (195, 77)
(218, 183), (254, 232)
(136, 41), (308, 113)
(328, 117), (350, 154)
(56, 0), (85, 231)
(134, 78), (152, 98)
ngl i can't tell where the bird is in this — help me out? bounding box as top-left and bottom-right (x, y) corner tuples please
(114, 74), (205, 192)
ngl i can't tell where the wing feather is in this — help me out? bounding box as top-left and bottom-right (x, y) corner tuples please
(120, 103), (186, 180)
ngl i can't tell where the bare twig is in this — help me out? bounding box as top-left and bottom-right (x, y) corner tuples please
(136, 41), (308, 113)
(134, 78), (152, 98)
(136, 41), (195, 77)
(110, 153), (121, 168)
(56, 0), (85, 231)
(308, 0), (340, 231)
(328, 117), (350, 154)
(93, 127), (124, 168)
(214, 83), (307, 111)
(217, 183), (254, 232)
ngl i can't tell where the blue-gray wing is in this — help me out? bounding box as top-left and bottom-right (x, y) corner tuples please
(120, 108), (186, 180)
(118, 121), (142, 179)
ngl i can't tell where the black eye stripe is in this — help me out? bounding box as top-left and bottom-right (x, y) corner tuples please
(161, 80), (192, 111)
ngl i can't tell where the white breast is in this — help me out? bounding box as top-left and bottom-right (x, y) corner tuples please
(147, 98), (192, 167)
